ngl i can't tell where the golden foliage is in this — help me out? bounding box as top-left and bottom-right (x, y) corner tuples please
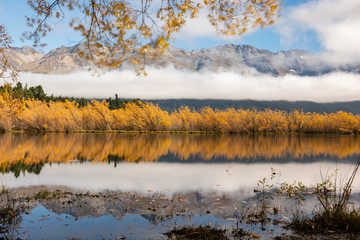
(205, 0), (282, 36)
(1, 99), (360, 134)
(10, 100), (172, 132)
(0, 134), (360, 170)
(0, 85), (25, 130)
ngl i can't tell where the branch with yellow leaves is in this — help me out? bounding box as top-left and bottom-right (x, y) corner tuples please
(0, 25), (19, 82)
(21, 0), (282, 74)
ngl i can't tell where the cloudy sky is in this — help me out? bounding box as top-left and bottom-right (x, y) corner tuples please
(0, 0), (360, 101)
(1, 0), (358, 56)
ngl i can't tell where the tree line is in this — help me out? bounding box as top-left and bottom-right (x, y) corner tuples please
(0, 82), (139, 109)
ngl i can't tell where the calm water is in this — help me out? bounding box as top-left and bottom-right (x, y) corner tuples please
(1, 133), (360, 239)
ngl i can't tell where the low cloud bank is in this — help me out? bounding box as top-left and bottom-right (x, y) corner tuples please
(19, 67), (360, 102)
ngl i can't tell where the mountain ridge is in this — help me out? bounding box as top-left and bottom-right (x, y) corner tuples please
(5, 43), (360, 76)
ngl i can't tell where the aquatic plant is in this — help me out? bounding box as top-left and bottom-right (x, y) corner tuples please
(289, 161), (360, 233)
(254, 161), (360, 234)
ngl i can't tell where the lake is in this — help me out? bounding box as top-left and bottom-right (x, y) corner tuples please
(1, 133), (360, 239)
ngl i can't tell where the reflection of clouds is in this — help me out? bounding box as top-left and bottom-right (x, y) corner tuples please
(2, 162), (359, 196)
(19, 70), (360, 102)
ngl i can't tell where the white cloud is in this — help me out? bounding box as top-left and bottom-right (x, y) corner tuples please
(172, 10), (246, 47)
(277, 0), (360, 62)
(176, 11), (215, 38)
(18, 68), (360, 102)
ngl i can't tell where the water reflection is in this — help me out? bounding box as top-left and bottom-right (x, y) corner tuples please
(0, 187), (260, 240)
(2, 162), (360, 194)
(1, 133), (360, 239)
(1, 133), (360, 169)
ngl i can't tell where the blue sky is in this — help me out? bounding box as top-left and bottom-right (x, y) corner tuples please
(0, 0), (359, 63)
(0, 0), (323, 54)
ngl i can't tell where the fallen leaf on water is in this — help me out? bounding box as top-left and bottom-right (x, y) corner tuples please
(39, 218), (49, 221)
(251, 233), (260, 238)
(9, 211), (17, 218)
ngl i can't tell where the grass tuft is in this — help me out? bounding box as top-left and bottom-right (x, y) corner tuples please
(289, 160), (360, 234)
(164, 225), (229, 240)
(290, 209), (360, 234)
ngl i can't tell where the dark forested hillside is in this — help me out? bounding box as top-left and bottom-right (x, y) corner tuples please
(145, 99), (360, 114)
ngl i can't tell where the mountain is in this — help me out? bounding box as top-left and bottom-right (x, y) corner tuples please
(5, 43), (360, 75)
(5, 45), (89, 74)
(4, 46), (44, 70)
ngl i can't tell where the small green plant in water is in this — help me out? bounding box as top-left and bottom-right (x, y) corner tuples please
(249, 168), (282, 229)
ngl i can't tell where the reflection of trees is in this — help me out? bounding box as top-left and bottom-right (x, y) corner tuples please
(0, 134), (360, 171)
(1, 161), (44, 178)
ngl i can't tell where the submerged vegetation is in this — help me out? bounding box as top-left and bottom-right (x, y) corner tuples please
(1, 83), (360, 133)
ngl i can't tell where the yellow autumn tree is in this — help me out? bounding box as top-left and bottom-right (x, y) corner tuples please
(0, 84), (24, 130)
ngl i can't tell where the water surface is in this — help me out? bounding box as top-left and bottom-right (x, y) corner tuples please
(1, 133), (360, 239)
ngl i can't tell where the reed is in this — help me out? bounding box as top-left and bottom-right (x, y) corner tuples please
(1, 96), (360, 134)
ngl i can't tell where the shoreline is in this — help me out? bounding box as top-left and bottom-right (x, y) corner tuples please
(2, 130), (359, 135)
